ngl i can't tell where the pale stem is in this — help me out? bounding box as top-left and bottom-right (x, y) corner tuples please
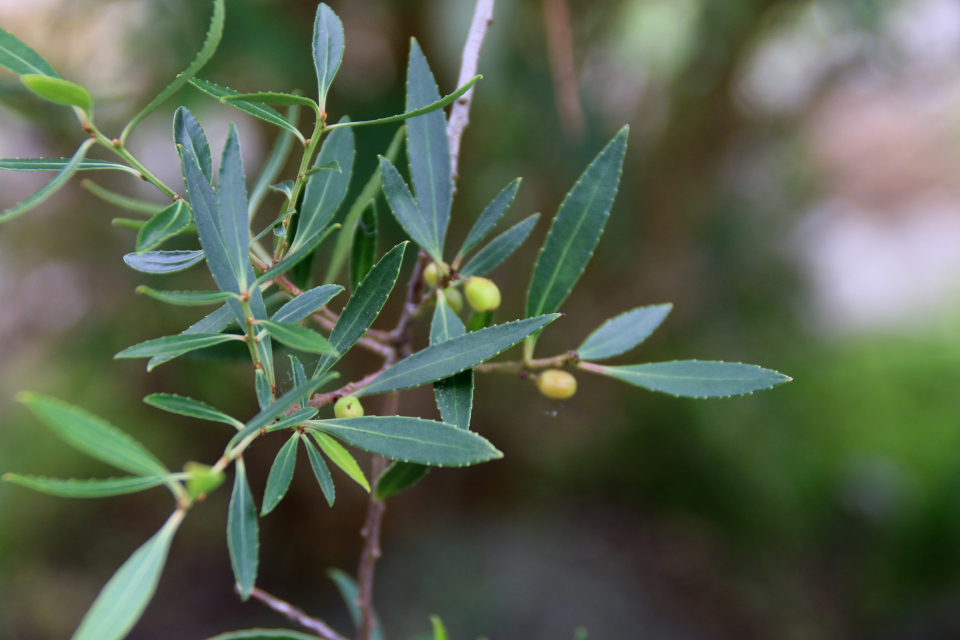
(447, 0), (495, 183)
(244, 585), (351, 640)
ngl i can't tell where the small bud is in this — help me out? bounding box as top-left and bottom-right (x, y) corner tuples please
(423, 262), (442, 288)
(184, 461), (225, 499)
(443, 288), (464, 314)
(334, 395), (364, 419)
(465, 277), (501, 312)
(536, 369), (577, 400)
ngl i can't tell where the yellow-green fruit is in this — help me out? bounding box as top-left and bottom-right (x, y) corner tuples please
(184, 461), (225, 499)
(464, 277), (501, 312)
(334, 395), (364, 418)
(443, 288), (464, 314)
(536, 369), (577, 400)
(423, 262), (441, 288)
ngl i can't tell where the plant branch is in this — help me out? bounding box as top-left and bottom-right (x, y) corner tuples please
(355, 393), (397, 640)
(244, 585), (350, 640)
(447, 0), (495, 183)
(474, 352), (578, 374)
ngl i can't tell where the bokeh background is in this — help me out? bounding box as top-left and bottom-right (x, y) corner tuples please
(3, 0), (960, 638)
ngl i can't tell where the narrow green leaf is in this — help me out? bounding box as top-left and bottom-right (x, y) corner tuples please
(261, 434), (299, 516)
(176, 107), (249, 328)
(0, 157), (136, 174)
(19, 393), (169, 477)
(313, 3), (344, 110)
(174, 105), (213, 182)
(136, 286), (234, 307)
(324, 125), (404, 283)
(405, 39), (452, 255)
(272, 285), (344, 324)
(136, 200), (192, 253)
(314, 242), (406, 376)
(308, 416), (502, 467)
(589, 360), (792, 398)
(289, 355), (309, 408)
(430, 615), (448, 640)
(251, 209), (296, 244)
(350, 200), (378, 291)
(120, 0), (225, 142)
(249, 105), (299, 218)
(301, 434), (335, 506)
(311, 431), (370, 492)
(358, 315), (558, 397)
(380, 157), (440, 262)
(174, 107), (249, 302)
(115, 333), (244, 368)
(526, 127), (628, 318)
(0, 27), (59, 77)
(264, 407), (318, 433)
(189, 78), (305, 142)
(460, 178), (521, 256)
(460, 213), (538, 277)
(259, 320), (337, 355)
(324, 75), (480, 131)
(465, 310), (494, 332)
(224, 92), (318, 111)
(430, 294), (473, 430)
(83, 180), (167, 215)
(2, 474), (169, 498)
(0, 138), (93, 223)
(433, 373), (473, 431)
(255, 369), (273, 410)
(71, 510), (183, 640)
(254, 223), (338, 286)
(206, 631), (326, 640)
(143, 393), (243, 430)
(577, 303), (672, 361)
(228, 458), (259, 600)
(147, 304), (237, 370)
(269, 180), (296, 199)
(328, 569), (385, 640)
(123, 250), (205, 274)
(374, 461), (429, 501)
(292, 121), (354, 253)
(21, 73), (91, 115)
(227, 378), (328, 451)
(219, 124), (252, 289)
(303, 160), (341, 178)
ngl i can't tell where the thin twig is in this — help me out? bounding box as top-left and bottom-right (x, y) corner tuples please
(243, 585), (350, 640)
(308, 368), (388, 410)
(543, 0), (585, 137)
(447, 0), (495, 183)
(474, 352), (578, 374)
(356, 392), (397, 640)
(351, 4), (497, 637)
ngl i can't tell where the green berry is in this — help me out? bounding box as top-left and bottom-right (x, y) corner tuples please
(334, 395), (364, 418)
(536, 369), (577, 400)
(443, 288), (464, 314)
(184, 461), (225, 500)
(423, 262), (441, 288)
(464, 276), (501, 312)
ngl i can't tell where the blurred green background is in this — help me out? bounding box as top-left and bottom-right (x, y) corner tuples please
(3, 0), (960, 638)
